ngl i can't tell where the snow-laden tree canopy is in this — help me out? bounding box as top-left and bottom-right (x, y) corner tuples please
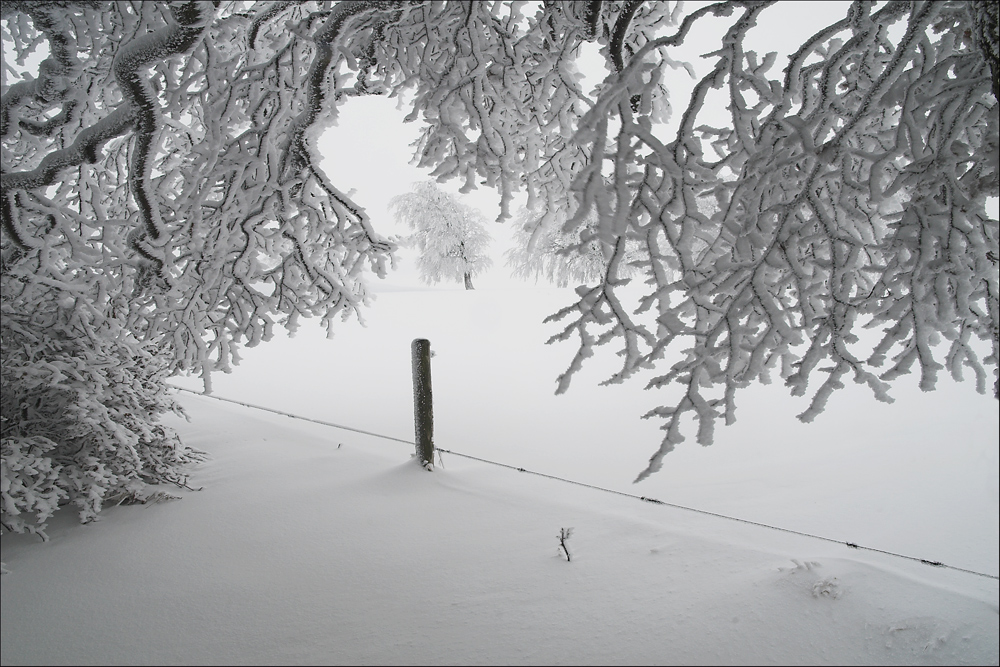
(506, 205), (645, 287)
(2, 1), (998, 487)
(389, 181), (492, 290)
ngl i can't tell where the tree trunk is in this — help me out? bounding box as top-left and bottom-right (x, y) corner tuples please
(464, 272), (474, 290)
(971, 1), (999, 103)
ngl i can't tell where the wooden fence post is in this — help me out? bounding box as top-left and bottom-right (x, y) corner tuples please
(411, 338), (434, 469)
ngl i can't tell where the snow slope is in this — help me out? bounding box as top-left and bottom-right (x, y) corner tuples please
(2, 285), (997, 665)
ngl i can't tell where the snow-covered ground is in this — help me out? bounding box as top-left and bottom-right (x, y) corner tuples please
(2, 279), (997, 666)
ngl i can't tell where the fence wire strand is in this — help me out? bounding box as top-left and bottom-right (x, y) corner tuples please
(171, 386), (999, 582)
(172, 385), (413, 444)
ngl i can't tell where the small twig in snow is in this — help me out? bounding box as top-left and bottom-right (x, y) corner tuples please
(558, 527), (573, 562)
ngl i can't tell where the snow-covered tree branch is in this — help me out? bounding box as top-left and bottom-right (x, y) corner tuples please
(543, 0), (998, 479)
(1, 0), (996, 529)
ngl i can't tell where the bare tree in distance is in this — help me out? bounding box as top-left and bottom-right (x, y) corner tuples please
(389, 181), (492, 290)
(506, 204), (646, 287)
(1, 0), (996, 533)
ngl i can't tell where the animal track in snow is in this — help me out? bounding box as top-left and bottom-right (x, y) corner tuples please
(777, 560), (843, 600)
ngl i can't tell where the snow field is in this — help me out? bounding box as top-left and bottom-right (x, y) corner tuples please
(2, 286), (997, 665)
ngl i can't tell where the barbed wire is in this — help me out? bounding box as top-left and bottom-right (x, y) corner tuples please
(170, 385), (1000, 582)
(171, 385), (413, 444)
